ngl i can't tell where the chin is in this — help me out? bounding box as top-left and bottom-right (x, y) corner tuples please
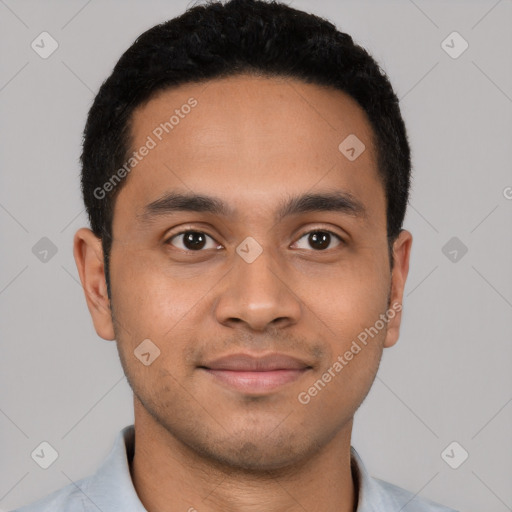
(187, 428), (315, 474)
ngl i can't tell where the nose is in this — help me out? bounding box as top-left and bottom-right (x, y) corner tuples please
(214, 242), (302, 332)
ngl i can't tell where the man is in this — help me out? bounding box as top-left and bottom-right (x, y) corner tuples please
(13, 0), (457, 510)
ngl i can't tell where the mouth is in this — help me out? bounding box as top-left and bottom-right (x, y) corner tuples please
(198, 352), (313, 394)
(200, 368), (311, 394)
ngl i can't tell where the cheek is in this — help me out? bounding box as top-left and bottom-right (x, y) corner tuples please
(295, 260), (387, 415)
(109, 247), (199, 334)
(295, 252), (390, 341)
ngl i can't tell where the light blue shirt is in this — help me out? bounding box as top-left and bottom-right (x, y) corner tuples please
(12, 424), (458, 512)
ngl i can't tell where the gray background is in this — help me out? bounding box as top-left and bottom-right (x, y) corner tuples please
(1, 1), (511, 511)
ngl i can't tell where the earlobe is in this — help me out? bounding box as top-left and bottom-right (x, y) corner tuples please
(383, 229), (413, 348)
(73, 227), (116, 341)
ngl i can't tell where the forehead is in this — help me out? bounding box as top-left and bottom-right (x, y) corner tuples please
(115, 74), (385, 229)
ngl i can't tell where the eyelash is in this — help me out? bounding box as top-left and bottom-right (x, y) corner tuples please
(164, 227), (345, 252)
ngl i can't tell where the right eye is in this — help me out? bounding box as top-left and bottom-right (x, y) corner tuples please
(165, 230), (223, 252)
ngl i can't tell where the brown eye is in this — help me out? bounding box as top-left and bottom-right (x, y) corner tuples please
(293, 230), (343, 251)
(167, 231), (220, 251)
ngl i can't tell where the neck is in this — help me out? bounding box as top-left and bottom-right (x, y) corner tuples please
(130, 399), (357, 512)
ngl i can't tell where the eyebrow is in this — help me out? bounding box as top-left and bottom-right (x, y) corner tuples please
(138, 190), (367, 224)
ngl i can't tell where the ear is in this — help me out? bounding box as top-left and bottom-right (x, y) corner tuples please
(73, 227), (115, 341)
(383, 229), (413, 348)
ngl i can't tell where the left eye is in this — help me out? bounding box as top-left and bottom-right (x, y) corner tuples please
(293, 230), (343, 251)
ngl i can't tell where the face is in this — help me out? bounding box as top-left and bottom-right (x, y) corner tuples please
(75, 74), (412, 472)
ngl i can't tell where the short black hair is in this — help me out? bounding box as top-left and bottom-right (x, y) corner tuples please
(80, 0), (411, 297)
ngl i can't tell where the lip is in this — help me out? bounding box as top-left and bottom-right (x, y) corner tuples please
(199, 353), (312, 394)
(202, 352), (311, 371)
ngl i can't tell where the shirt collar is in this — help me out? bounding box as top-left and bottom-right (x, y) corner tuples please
(351, 444), (392, 510)
(87, 424), (390, 512)
(85, 424), (146, 511)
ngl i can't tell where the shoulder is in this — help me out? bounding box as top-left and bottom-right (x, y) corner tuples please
(8, 477), (90, 512)
(10, 424), (139, 512)
(370, 477), (459, 512)
(350, 446), (458, 512)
